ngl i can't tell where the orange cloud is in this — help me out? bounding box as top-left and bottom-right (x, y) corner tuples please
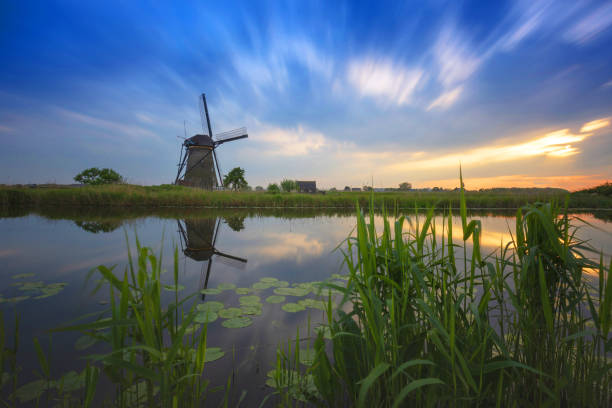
(419, 174), (609, 191)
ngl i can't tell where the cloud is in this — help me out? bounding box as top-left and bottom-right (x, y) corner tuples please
(434, 27), (481, 87)
(347, 59), (425, 105)
(0, 124), (12, 132)
(565, 3), (612, 44)
(602, 79), (612, 88)
(253, 124), (327, 156)
(57, 108), (161, 142)
(422, 174), (609, 191)
(427, 86), (463, 110)
(580, 117), (610, 133)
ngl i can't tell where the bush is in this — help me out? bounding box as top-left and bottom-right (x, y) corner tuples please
(74, 168), (124, 185)
(280, 179), (297, 193)
(267, 183), (280, 193)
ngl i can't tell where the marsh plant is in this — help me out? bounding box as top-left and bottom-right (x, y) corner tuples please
(273, 173), (611, 407)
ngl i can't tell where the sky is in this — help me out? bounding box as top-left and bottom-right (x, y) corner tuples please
(0, 0), (611, 190)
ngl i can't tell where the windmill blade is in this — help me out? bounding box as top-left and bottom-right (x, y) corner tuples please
(213, 250), (247, 270)
(212, 148), (223, 188)
(214, 127), (248, 145)
(199, 93), (214, 137)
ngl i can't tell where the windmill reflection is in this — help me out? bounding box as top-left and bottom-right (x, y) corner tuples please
(177, 217), (247, 298)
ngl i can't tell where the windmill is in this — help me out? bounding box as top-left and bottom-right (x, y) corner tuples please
(175, 93), (248, 189)
(176, 217), (247, 298)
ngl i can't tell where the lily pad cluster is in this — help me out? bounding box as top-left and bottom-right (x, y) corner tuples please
(0, 274), (68, 303)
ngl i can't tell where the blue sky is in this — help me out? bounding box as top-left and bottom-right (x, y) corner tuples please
(1, 0), (611, 189)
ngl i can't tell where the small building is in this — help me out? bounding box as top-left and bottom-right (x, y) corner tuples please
(296, 180), (317, 193)
(351, 187), (361, 192)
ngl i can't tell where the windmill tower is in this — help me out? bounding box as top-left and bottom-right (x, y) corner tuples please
(175, 93), (248, 189)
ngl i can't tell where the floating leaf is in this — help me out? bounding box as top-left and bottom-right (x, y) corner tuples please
(204, 347), (225, 362)
(266, 295), (286, 304)
(282, 303), (306, 313)
(241, 304), (263, 316)
(252, 282), (274, 290)
(18, 281), (45, 291)
(239, 295), (261, 305)
(194, 311), (218, 324)
(218, 307), (243, 319)
(12, 273), (35, 279)
(200, 288), (222, 295)
(274, 287), (310, 297)
(260, 277), (279, 283)
(196, 301), (224, 313)
(15, 379), (52, 403)
(315, 325), (332, 340)
(298, 299), (328, 311)
(331, 273), (349, 280)
(58, 371), (84, 392)
(6, 296), (30, 303)
(75, 335), (97, 351)
(235, 287), (252, 295)
(184, 324), (201, 335)
(299, 348), (317, 366)
(273, 280), (290, 288)
(163, 284), (185, 292)
(222, 317), (253, 328)
(217, 283), (236, 291)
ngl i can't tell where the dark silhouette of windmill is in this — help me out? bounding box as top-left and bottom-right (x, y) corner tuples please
(175, 93), (248, 189)
(176, 217), (247, 297)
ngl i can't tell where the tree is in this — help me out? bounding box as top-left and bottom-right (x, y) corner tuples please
(344, 186), (351, 191)
(280, 179), (297, 193)
(223, 167), (248, 191)
(74, 167), (124, 185)
(267, 183), (280, 193)
(363, 186), (373, 191)
(399, 182), (412, 191)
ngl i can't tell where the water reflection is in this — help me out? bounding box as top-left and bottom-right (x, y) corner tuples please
(176, 217), (247, 295)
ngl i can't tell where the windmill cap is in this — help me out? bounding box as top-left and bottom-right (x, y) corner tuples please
(185, 134), (214, 147)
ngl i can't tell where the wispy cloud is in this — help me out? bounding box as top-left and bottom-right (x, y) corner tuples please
(580, 117), (610, 133)
(434, 27), (481, 87)
(427, 86), (463, 110)
(565, 3), (612, 44)
(423, 174), (610, 191)
(347, 59), (425, 105)
(252, 124), (327, 156)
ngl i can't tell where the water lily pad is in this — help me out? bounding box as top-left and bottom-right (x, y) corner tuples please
(12, 273), (35, 279)
(184, 324), (201, 335)
(18, 281), (45, 291)
(281, 303), (306, 313)
(273, 280), (290, 288)
(196, 301), (224, 313)
(194, 311), (218, 324)
(15, 379), (51, 403)
(58, 371), (84, 392)
(163, 284), (185, 292)
(315, 325), (332, 340)
(331, 273), (349, 280)
(298, 299), (328, 311)
(235, 287), (252, 295)
(204, 347), (225, 362)
(260, 277), (279, 283)
(252, 282), (274, 290)
(240, 304), (263, 316)
(274, 287), (310, 297)
(266, 295), (286, 304)
(200, 288), (222, 295)
(222, 316), (252, 328)
(75, 335), (97, 350)
(239, 295), (261, 305)
(6, 296), (30, 303)
(299, 348), (317, 366)
(218, 307), (243, 319)
(217, 283), (236, 291)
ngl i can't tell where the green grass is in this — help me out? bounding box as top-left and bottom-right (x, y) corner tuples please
(1, 183), (611, 210)
(271, 176), (612, 406)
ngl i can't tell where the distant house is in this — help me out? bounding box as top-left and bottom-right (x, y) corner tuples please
(351, 187), (361, 192)
(296, 180), (317, 193)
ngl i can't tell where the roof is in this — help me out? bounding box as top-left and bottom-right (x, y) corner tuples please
(185, 134), (214, 147)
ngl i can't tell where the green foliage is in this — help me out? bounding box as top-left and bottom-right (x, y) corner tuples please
(272, 178), (611, 406)
(574, 182), (612, 196)
(280, 179), (297, 193)
(222, 167), (247, 191)
(267, 183), (280, 193)
(398, 182), (412, 190)
(74, 167), (123, 185)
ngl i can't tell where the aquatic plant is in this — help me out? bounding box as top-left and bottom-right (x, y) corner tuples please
(273, 172), (611, 407)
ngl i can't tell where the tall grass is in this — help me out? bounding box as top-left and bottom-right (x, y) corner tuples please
(275, 174), (611, 406)
(0, 236), (221, 407)
(3, 183), (610, 210)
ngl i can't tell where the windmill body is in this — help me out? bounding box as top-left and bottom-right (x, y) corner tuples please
(175, 93), (248, 189)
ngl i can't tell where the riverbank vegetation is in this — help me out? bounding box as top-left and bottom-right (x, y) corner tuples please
(2, 183), (612, 210)
(270, 177), (611, 406)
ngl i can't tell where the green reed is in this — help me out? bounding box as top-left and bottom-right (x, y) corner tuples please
(273, 172), (611, 407)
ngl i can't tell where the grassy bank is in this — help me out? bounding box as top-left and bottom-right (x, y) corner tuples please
(270, 181), (611, 406)
(2, 184), (611, 210)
